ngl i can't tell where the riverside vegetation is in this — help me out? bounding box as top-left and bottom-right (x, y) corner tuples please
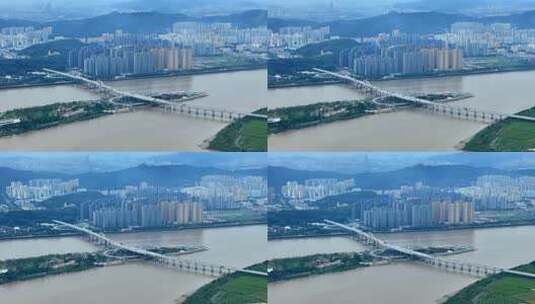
(0, 253), (109, 285)
(268, 100), (378, 134)
(184, 262), (267, 304)
(267, 93), (464, 134)
(0, 246), (203, 286)
(208, 108), (267, 152)
(445, 261), (535, 304)
(464, 107), (535, 151)
(0, 101), (117, 137)
(268, 252), (370, 282)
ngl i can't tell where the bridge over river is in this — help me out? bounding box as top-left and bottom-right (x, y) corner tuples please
(325, 220), (535, 279)
(43, 69), (267, 123)
(314, 68), (535, 124)
(54, 220), (267, 278)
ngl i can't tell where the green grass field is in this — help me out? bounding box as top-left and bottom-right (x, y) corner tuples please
(238, 118), (268, 151)
(445, 262), (535, 304)
(184, 263), (267, 304)
(464, 108), (535, 151)
(208, 110), (267, 152)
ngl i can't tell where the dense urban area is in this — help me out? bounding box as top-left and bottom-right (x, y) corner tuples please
(5, 1), (535, 304)
(267, 12), (535, 151)
(269, 164), (535, 236)
(0, 153), (268, 304)
(0, 9), (269, 152)
(268, 153), (535, 303)
(0, 165), (267, 238)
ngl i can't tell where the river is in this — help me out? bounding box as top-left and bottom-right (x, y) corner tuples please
(1, 69), (533, 151)
(0, 109), (226, 151)
(0, 225), (267, 304)
(269, 225), (535, 304)
(0, 85), (99, 112)
(269, 70), (535, 151)
(0, 69), (268, 150)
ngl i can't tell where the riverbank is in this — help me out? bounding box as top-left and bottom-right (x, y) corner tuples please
(0, 253), (113, 285)
(374, 65), (535, 82)
(0, 80), (75, 90)
(268, 79), (344, 89)
(444, 261), (535, 304)
(0, 245), (207, 286)
(268, 62), (535, 89)
(268, 93), (472, 135)
(183, 262), (267, 304)
(269, 220), (535, 240)
(0, 64), (265, 91)
(268, 99), (378, 134)
(463, 106), (535, 151)
(0, 100), (118, 138)
(106, 64), (266, 83)
(0, 220), (267, 242)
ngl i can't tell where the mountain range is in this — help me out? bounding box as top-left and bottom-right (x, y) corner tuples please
(0, 9), (267, 38)
(268, 164), (522, 191)
(0, 164), (266, 190)
(269, 9), (535, 37)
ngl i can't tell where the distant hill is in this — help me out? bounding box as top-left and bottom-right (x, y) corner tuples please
(118, 0), (263, 15)
(19, 39), (84, 58)
(271, 9), (535, 38)
(268, 166), (349, 191)
(327, 11), (471, 37)
(148, 152), (268, 171)
(0, 167), (67, 188)
(0, 164), (265, 191)
(38, 9), (266, 38)
(0, 18), (38, 29)
(76, 164), (262, 189)
(484, 10), (535, 28)
(268, 11), (468, 36)
(268, 164), (512, 192)
(44, 11), (193, 37)
(267, 17), (318, 32)
(38, 191), (106, 209)
(203, 9), (267, 28)
(352, 164), (506, 189)
(393, 0), (490, 13)
(394, 0), (535, 15)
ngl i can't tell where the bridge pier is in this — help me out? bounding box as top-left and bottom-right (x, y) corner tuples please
(159, 104), (245, 123)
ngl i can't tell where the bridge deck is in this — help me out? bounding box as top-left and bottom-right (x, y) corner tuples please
(43, 69), (267, 120)
(313, 68), (535, 123)
(325, 220), (535, 279)
(53, 220), (267, 277)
